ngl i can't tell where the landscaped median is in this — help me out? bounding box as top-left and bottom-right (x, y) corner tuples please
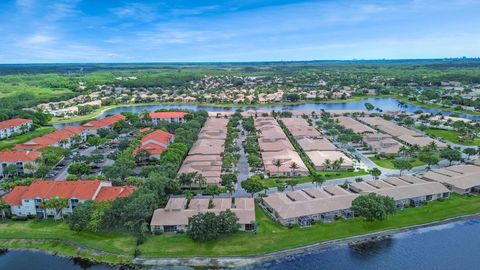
(136, 194), (480, 258)
(262, 170), (369, 188)
(369, 156), (425, 169)
(0, 220), (136, 264)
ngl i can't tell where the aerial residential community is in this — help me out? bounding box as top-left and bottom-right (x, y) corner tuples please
(1, 0), (480, 269)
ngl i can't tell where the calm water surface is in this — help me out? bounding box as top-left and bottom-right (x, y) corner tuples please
(53, 97), (480, 129)
(2, 219), (480, 270)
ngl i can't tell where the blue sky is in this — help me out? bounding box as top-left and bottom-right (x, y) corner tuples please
(1, 0), (479, 63)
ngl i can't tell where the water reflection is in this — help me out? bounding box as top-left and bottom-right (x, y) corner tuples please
(53, 98), (480, 129)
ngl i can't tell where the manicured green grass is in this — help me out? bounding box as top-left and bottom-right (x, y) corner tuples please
(421, 127), (480, 146)
(0, 220), (136, 257)
(137, 194), (480, 258)
(0, 127), (55, 150)
(369, 156), (425, 169)
(262, 170), (369, 188)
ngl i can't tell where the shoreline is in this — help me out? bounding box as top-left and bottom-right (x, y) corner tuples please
(133, 212), (480, 268)
(48, 95), (391, 124)
(49, 94), (480, 125)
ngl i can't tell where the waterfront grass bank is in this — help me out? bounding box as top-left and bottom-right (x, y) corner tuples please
(0, 221), (136, 264)
(0, 194), (479, 263)
(137, 194), (480, 258)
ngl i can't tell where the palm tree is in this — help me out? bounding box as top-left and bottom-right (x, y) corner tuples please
(337, 157), (344, 169)
(38, 200), (48, 219)
(399, 146), (409, 158)
(273, 159), (282, 176)
(43, 197), (69, 220)
(289, 162), (299, 176)
(323, 159), (331, 170)
(0, 199), (9, 220)
(195, 174), (207, 190)
(178, 172), (195, 191)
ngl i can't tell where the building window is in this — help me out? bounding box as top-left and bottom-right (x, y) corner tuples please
(245, 223), (255, 231)
(163, 225), (178, 232)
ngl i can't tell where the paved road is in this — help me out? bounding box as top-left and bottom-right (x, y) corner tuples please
(53, 146), (96, 180)
(235, 122), (251, 196)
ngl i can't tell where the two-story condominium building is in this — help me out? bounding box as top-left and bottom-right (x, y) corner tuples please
(148, 112), (187, 124)
(134, 129), (174, 159)
(80, 114), (126, 135)
(0, 118), (33, 139)
(150, 197), (256, 233)
(2, 180), (135, 217)
(422, 164), (480, 195)
(0, 150), (41, 179)
(15, 126), (86, 151)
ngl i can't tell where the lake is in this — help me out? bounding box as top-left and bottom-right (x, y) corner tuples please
(2, 218), (480, 270)
(52, 97), (480, 129)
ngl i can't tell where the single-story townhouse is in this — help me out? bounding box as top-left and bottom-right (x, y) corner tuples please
(254, 117), (309, 177)
(297, 137), (337, 151)
(0, 150), (41, 179)
(397, 134), (447, 149)
(281, 118), (322, 139)
(334, 116), (375, 134)
(359, 117), (419, 137)
(0, 118), (33, 139)
(262, 186), (358, 227)
(422, 164), (480, 194)
(150, 197), (256, 233)
(177, 117), (229, 186)
(2, 180), (135, 217)
(363, 133), (403, 155)
(349, 176), (450, 208)
(304, 150), (354, 170)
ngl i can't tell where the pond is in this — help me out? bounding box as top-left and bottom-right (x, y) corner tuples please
(52, 97), (479, 129)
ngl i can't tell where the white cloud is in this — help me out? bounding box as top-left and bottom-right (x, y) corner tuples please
(25, 33), (53, 44)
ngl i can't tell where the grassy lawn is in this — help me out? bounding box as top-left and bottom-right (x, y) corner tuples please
(0, 126), (55, 150)
(421, 127), (480, 146)
(0, 220), (136, 262)
(369, 156), (425, 169)
(262, 170), (369, 188)
(137, 194), (480, 258)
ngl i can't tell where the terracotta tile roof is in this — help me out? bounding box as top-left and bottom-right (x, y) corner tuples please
(1, 186), (30, 205)
(95, 186), (135, 202)
(0, 150), (41, 162)
(16, 180), (103, 201)
(0, 118), (32, 130)
(149, 112), (186, 119)
(81, 114), (126, 130)
(135, 129), (174, 155)
(141, 130), (173, 145)
(15, 126), (83, 150)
